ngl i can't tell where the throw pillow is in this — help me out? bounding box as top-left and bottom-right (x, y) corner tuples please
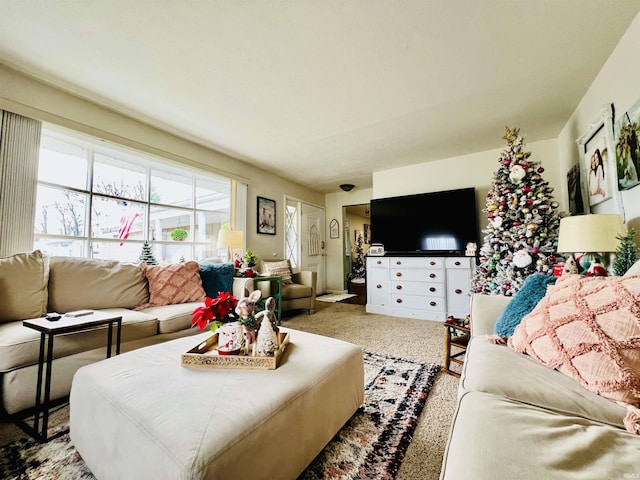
(262, 260), (293, 284)
(200, 263), (235, 298)
(494, 273), (557, 337)
(508, 275), (640, 431)
(142, 261), (205, 306)
(0, 250), (49, 321)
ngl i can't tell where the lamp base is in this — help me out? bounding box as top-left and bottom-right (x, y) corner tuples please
(578, 253), (601, 273)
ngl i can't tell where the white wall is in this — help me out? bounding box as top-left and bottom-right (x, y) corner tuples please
(558, 12), (640, 234)
(0, 64), (324, 264)
(373, 137), (562, 235)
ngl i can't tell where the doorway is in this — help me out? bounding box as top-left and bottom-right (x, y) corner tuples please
(285, 197), (326, 295)
(343, 203), (370, 295)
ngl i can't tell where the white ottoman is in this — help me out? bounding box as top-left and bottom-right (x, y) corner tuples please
(69, 328), (364, 480)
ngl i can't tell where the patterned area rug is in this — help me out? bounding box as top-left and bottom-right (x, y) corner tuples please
(0, 352), (439, 480)
(316, 293), (357, 303)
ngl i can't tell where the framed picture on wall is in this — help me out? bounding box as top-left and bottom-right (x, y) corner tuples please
(614, 97), (640, 191)
(329, 218), (339, 239)
(566, 164), (585, 215)
(576, 103), (622, 214)
(257, 196), (276, 235)
(364, 224), (371, 243)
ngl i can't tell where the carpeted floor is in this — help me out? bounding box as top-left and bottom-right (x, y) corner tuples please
(0, 302), (459, 479)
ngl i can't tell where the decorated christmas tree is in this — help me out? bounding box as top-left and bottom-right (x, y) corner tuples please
(472, 127), (562, 296)
(139, 241), (158, 265)
(351, 231), (366, 280)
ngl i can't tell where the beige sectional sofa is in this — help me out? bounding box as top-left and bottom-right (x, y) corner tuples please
(441, 288), (640, 479)
(0, 250), (248, 416)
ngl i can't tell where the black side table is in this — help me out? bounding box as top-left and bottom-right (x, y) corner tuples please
(21, 311), (122, 442)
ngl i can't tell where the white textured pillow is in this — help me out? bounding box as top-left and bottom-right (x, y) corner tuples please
(263, 260), (293, 284)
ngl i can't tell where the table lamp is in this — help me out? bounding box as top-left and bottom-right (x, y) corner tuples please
(216, 229), (244, 262)
(556, 214), (626, 274)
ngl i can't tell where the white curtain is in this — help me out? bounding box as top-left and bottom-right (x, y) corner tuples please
(0, 110), (42, 257)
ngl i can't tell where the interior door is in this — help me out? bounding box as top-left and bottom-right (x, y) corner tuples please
(300, 202), (326, 295)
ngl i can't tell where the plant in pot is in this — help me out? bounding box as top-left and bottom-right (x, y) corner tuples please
(170, 228), (188, 241)
(243, 250), (258, 275)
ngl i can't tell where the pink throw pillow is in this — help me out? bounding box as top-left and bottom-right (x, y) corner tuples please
(142, 261), (205, 306)
(509, 275), (640, 414)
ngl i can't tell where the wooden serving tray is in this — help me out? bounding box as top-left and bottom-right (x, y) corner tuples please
(181, 331), (290, 370)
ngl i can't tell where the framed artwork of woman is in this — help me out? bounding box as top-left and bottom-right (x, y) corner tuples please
(576, 103), (622, 215)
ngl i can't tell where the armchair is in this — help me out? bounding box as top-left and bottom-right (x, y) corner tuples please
(256, 259), (317, 315)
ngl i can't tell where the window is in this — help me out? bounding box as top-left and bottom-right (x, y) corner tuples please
(34, 128), (234, 263)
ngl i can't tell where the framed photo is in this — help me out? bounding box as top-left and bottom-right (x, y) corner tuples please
(364, 224), (371, 243)
(329, 218), (339, 239)
(257, 196), (276, 235)
(576, 104), (621, 213)
(566, 164), (585, 216)
(614, 97), (640, 191)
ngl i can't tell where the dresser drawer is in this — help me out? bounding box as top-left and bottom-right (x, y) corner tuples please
(389, 257), (444, 268)
(391, 294), (445, 311)
(445, 257), (473, 269)
(390, 268), (444, 282)
(367, 257), (389, 269)
(391, 281), (444, 297)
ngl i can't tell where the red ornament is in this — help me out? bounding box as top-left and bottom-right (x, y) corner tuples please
(522, 164), (529, 170)
(538, 167), (544, 173)
(523, 186), (531, 193)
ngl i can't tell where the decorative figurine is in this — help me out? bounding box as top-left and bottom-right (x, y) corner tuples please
(256, 316), (278, 357)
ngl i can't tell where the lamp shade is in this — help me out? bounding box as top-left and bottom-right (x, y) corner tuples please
(216, 229), (244, 250)
(556, 214), (625, 253)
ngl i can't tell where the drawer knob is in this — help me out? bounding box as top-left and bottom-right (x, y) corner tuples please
(430, 301), (437, 307)
(455, 289), (463, 294)
(430, 287), (436, 292)
(455, 261), (461, 266)
(377, 260), (382, 265)
(429, 273), (436, 279)
(396, 260), (402, 265)
(396, 285), (402, 290)
(396, 272), (402, 277)
(430, 261), (436, 266)
(376, 284), (382, 289)
(396, 298), (403, 304)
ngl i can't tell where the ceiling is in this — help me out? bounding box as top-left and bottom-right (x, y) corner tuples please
(1, 1), (639, 193)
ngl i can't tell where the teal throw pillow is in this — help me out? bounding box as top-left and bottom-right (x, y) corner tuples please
(494, 273), (557, 337)
(199, 263), (235, 298)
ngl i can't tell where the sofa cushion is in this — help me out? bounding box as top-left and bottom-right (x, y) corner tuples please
(0, 308), (158, 372)
(199, 263), (234, 298)
(494, 273), (556, 337)
(463, 336), (626, 428)
(0, 250), (49, 322)
(262, 260), (293, 284)
(441, 390), (640, 480)
(138, 302), (202, 334)
(48, 257), (149, 313)
(509, 275), (640, 408)
(281, 283), (312, 300)
(142, 261), (205, 307)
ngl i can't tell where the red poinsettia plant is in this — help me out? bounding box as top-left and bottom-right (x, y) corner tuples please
(191, 292), (239, 330)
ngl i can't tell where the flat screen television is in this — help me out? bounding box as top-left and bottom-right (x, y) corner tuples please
(370, 187), (478, 255)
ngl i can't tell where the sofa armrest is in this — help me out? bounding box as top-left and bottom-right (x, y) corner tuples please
(232, 277), (254, 299)
(292, 271), (317, 298)
(470, 293), (512, 337)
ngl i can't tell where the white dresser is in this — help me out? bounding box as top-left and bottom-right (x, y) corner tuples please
(366, 256), (473, 321)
